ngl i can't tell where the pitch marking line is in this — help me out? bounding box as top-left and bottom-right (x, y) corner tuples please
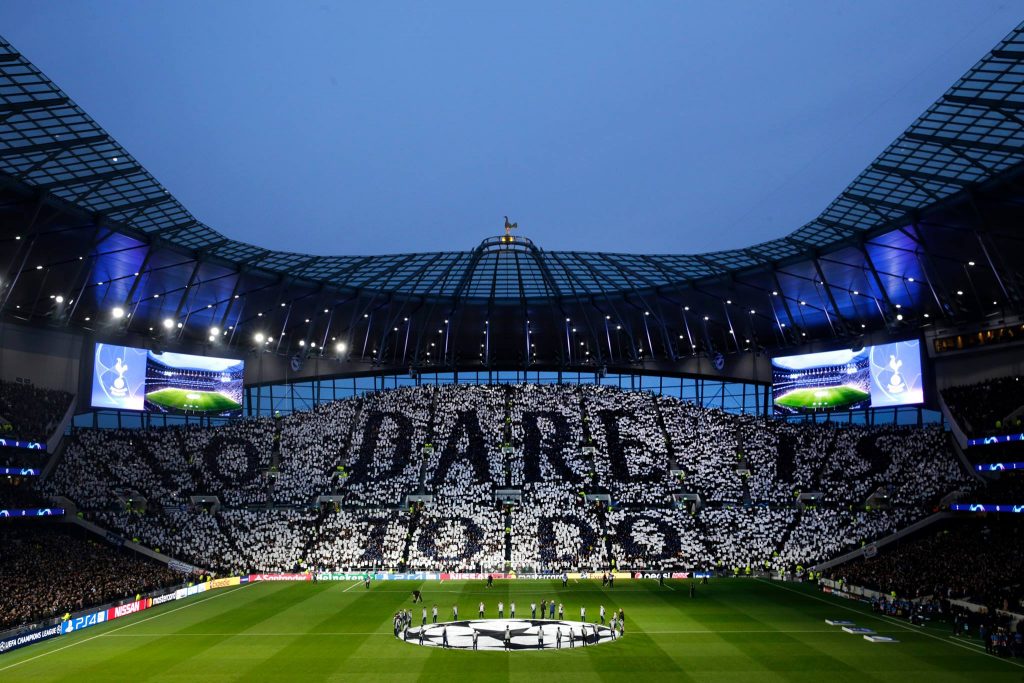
(342, 582), (361, 593)
(758, 579), (1024, 670)
(100, 628), (852, 637)
(0, 583), (253, 674)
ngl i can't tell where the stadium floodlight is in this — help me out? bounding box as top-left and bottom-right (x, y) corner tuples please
(254, 333), (265, 343)
(54, 295), (64, 303)
(896, 314), (903, 321)
(310, 342), (316, 348)
(336, 342), (346, 353)
(163, 318), (174, 329)
(968, 261), (975, 266)
(298, 340), (305, 346)
(209, 335), (216, 342)
(112, 307), (125, 319)
(210, 326), (220, 336)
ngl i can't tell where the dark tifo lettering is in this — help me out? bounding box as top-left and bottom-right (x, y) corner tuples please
(614, 514), (682, 561)
(521, 412), (578, 483)
(349, 412), (414, 483)
(415, 517), (484, 563)
(595, 410), (662, 482)
(431, 411), (489, 486)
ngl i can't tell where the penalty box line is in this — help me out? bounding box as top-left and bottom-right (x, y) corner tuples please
(0, 583), (254, 674)
(758, 579), (1024, 670)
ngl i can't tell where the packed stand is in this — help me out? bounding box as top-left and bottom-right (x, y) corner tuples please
(406, 499), (504, 572)
(833, 519), (1024, 613)
(584, 387), (671, 504)
(344, 387), (432, 505)
(510, 484), (607, 571)
(425, 385), (505, 496)
(44, 419), (275, 509)
(41, 383), (976, 574)
(0, 380), (73, 443)
(0, 524), (180, 631)
(943, 376), (1024, 436)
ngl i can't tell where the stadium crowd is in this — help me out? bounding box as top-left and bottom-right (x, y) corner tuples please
(0, 525), (179, 631)
(943, 376), (1024, 436)
(834, 520), (1024, 614)
(0, 380), (73, 443)
(38, 384), (975, 577)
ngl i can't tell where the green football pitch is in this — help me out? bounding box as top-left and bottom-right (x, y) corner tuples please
(146, 387), (241, 413)
(1, 579), (1019, 682)
(774, 385), (870, 411)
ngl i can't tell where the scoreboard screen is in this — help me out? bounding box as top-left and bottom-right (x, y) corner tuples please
(771, 340), (923, 414)
(90, 343), (244, 417)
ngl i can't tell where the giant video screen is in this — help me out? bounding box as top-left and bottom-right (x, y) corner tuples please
(91, 343), (244, 417)
(771, 340), (923, 414)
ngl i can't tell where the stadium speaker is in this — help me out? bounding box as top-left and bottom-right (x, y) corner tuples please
(151, 340), (164, 355)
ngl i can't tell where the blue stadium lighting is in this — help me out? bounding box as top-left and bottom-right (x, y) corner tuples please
(974, 462), (1024, 471)
(950, 504), (1024, 514)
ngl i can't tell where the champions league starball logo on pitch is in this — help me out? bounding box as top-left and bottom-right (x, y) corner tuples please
(399, 619), (619, 651)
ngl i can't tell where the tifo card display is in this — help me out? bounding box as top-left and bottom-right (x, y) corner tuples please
(91, 343), (244, 417)
(771, 340), (923, 414)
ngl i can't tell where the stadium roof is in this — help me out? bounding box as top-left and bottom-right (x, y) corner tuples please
(2, 26), (1023, 300)
(1, 24), (1024, 376)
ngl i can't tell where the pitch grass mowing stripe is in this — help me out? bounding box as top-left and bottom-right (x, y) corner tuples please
(154, 582), (345, 681)
(583, 582), (690, 683)
(64, 581), (304, 681)
(759, 579), (1024, 672)
(230, 580), (410, 681)
(643, 580), (869, 679)
(0, 582), (253, 675)
(2, 579), (1020, 682)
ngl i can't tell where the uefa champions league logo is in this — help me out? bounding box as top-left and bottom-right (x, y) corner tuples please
(109, 357), (129, 398)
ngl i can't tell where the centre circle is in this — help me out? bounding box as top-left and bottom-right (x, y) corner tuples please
(398, 619), (621, 651)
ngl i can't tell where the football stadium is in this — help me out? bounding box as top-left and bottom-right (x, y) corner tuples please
(1, 5), (1024, 682)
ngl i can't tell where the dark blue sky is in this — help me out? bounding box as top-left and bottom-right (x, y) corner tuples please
(0, 2), (1019, 255)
